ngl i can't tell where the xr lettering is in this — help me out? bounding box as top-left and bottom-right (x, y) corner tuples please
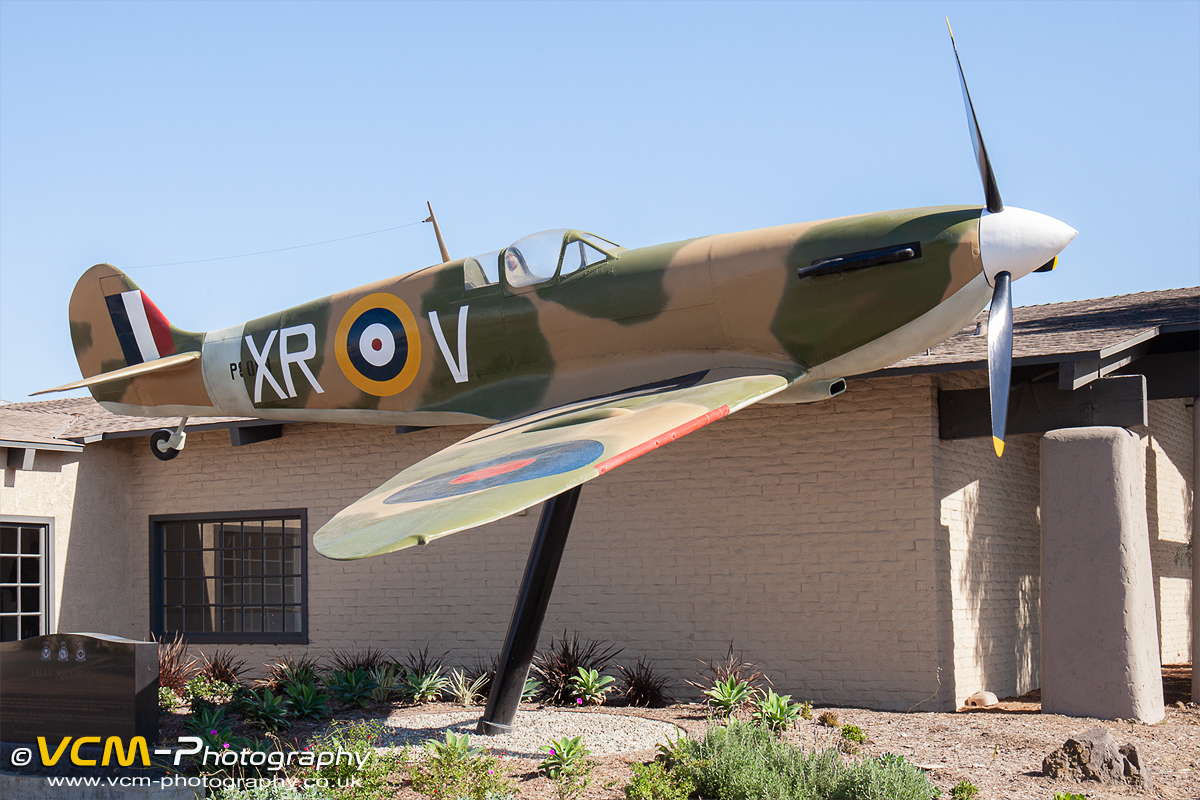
(242, 324), (325, 403)
(429, 306), (469, 383)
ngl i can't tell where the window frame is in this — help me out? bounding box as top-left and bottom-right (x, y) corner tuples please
(149, 509), (308, 644)
(0, 516), (54, 642)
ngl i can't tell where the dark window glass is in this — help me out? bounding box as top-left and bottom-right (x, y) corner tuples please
(0, 524), (45, 642)
(151, 511), (306, 644)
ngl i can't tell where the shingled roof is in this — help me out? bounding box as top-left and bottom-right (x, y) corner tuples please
(2, 286), (1196, 446)
(860, 286), (1198, 377)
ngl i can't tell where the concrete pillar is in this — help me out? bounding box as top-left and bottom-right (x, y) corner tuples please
(1041, 426), (1164, 723)
(1192, 398), (1198, 703)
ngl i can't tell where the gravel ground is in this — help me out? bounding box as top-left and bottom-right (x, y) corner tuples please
(380, 700), (1200, 800)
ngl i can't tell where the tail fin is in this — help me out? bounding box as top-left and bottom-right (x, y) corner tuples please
(67, 264), (204, 401)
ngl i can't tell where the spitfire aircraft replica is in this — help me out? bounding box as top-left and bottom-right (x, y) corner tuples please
(40, 26), (1075, 732)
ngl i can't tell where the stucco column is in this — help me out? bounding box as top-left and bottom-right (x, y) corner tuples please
(1192, 398), (1198, 703)
(1041, 426), (1164, 723)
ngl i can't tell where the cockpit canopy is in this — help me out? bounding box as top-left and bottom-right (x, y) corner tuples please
(463, 229), (621, 290)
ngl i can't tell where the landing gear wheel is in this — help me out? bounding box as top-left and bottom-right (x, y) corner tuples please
(150, 429), (179, 461)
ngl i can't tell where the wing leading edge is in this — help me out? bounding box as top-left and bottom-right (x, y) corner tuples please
(312, 373), (790, 560)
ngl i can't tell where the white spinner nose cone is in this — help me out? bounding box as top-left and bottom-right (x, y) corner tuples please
(979, 207), (1078, 285)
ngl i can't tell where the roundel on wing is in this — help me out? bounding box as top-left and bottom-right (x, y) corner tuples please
(383, 440), (605, 504)
(335, 293), (421, 395)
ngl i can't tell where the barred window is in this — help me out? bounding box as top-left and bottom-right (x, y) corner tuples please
(150, 511), (307, 644)
(0, 521), (49, 642)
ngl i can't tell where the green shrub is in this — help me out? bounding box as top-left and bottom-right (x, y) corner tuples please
(539, 735), (595, 800)
(831, 752), (941, 800)
(532, 632), (622, 705)
(447, 668), (489, 706)
(668, 720), (939, 800)
(798, 700), (813, 719)
(522, 677), (542, 703)
(327, 668), (379, 708)
(185, 705), (230, 736)
(303, 719), (397, 800)
(237, 688), (291, 731)
(841, 724), (866, 744)
(569, 667), (616, 706)
(703, 676), (753, 718)
(158, 685), (180, 715)
(368, 663), (402, 702)
(752, 689), (805, 733)
(409, 731), (514, 800)
(398, 667), (448, 704)
(1052, 794), (1087, 800)
(950, 779), (979, 800)
(624, 761), (693, 800)
(186, 673), (238, 710)
(260, 654), (322, 693)
(284, 681), (331, 720)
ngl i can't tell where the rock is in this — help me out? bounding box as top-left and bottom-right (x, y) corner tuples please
(1041, 727), (1152, 790)
(964, 691), (999, 708)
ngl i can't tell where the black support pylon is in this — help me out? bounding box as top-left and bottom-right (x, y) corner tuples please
(476, 485), (583, 734)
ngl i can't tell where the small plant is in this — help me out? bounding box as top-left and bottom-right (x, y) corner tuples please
(409, 730), (515, 800)
(327, 668), (379, 708)
(703, 676), (753, 718)
(158, 685), (180, 715)
(399, 666), (449, 704)
(329, 646), (390, 674)
(448, 668), (489, 706)
(798, 700), (813, 719)
(283, 681), (330, 720)
(532, 632), (623, 705)
(198, 649), (248, 685)
(155, 632), (197, 697)
(950, 779), (979, 800)
(817, 710), (840, 727)
(259, 654), (321, 693)
(624, 761), (693, 800)
(237, 688), (291, 731)
(185, 673), (238, 710)
(465, 655), (498, 698)
(685, 642), (771, 693)
(539, 735), (595, 800)
(618, 658), (675, 708)
(368, 663), (402, 702)
(1052, 794), (1087, 800)
(523, 677), (542, 703)
(751, 689), (804, 733)
(569, 666), (616, 705)
(185, 705), (230, 736)
(654, 729), (691, 768)
(840, 723), (866, 754)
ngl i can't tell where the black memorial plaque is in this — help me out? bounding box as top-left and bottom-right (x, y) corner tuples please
(0, 633), (158, 744)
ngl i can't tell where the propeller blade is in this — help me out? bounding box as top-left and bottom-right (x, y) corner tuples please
(987, 271), (1013, 456)
(947, 18), (1004, 214)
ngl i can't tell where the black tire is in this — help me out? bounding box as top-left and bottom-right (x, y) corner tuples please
(150, 429), (179, 461)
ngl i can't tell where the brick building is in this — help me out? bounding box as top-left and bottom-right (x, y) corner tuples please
(1, 288), (1195, 711)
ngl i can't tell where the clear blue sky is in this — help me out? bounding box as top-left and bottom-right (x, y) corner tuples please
(2, 0), (1197, 402)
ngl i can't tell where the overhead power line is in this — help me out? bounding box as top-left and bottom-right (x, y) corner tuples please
(126, 219), (427, 269)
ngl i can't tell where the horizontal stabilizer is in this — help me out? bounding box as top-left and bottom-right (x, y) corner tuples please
(32, 351), (201, 396)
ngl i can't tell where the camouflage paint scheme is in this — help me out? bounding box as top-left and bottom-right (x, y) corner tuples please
(59, 204), (991, 558)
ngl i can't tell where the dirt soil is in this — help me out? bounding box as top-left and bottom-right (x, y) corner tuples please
(157, 666), (1200, 800)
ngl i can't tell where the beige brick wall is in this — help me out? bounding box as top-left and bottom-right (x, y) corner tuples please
(117, 375), (947, 711)
(932, 370), (1042, 709)
(1143, 398), (1194, 664)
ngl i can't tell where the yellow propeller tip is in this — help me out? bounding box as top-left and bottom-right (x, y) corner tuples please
(992, 436), (1005, 457)
(946, 17), (954, 37)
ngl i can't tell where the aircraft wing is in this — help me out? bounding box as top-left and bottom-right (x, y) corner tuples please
(313, 372), (790, 559)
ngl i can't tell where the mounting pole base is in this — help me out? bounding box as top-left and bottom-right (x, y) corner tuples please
(477, 485), (583, 734)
